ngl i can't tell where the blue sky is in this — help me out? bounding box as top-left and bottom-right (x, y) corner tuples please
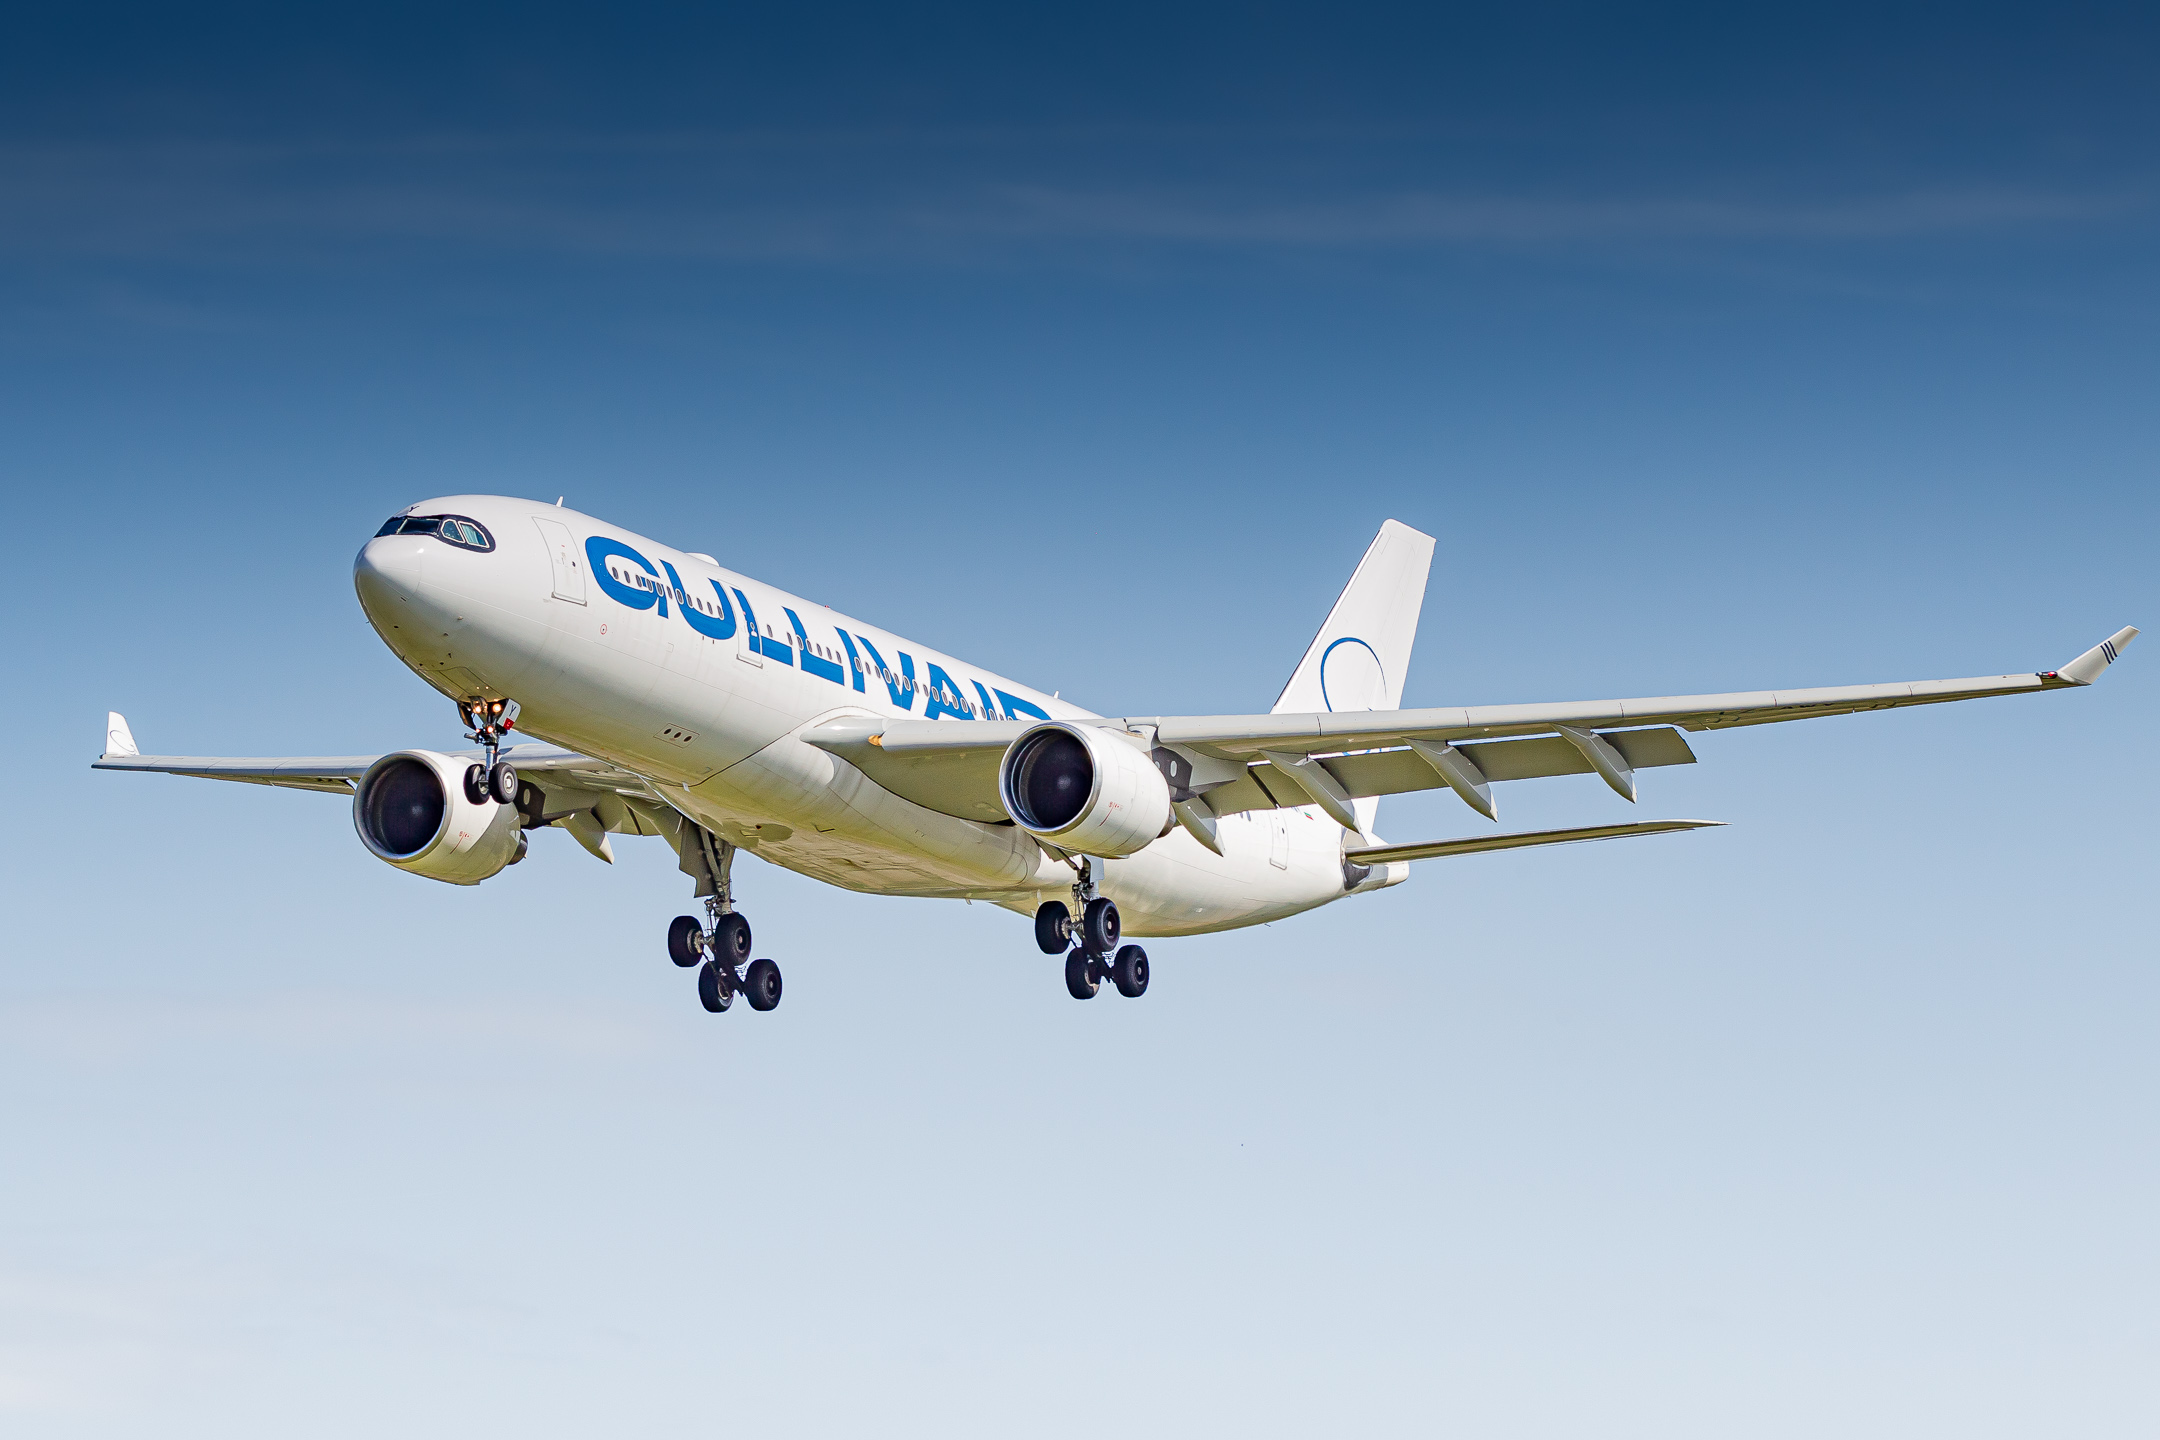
(3, 5), (2155, 1435)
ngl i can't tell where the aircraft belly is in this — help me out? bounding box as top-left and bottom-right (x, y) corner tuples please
(681, 733), (1067, 896)
(1087, 807), (1350, 938)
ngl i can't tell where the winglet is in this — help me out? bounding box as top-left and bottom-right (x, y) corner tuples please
(2049, 626), (2138, 686)
(103, 711), (139, 759)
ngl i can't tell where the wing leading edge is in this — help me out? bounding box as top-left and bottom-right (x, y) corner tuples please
(804, 626), (2137, 826)
(1146, 625), (2140, 755)
(91, 715), (668, 851)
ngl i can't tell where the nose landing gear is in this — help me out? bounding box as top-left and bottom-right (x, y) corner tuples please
(457, 697), (522, 805)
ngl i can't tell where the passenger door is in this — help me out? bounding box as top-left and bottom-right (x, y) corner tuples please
(531, 517), (586, 604)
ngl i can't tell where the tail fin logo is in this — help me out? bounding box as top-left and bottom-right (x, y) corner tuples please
(1319, 637), (1386, 712)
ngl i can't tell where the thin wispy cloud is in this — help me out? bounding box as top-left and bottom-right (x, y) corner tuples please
(0, 135), (2142, 267)
(988, 185), (2138, 246)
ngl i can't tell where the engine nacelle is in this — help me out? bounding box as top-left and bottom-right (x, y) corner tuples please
(353, 750), (526, 885)
(998, 721), (1173, 857)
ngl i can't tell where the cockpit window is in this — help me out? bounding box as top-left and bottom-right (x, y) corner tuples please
(373, 514), (495, 551)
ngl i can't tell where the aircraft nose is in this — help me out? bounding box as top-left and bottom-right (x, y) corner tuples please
(353, 533), (428, 625)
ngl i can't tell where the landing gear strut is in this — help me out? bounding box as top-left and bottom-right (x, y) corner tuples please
(671, 828), (780, 1015)
(458, 697), (522, 807)
(1056, 857), (1146, 1000)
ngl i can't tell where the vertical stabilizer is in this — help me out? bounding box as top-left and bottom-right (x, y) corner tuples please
(1272, 520), (1436, 834)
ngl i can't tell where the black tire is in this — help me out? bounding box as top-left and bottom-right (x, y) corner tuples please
(697, 959), (733, 1012)
(463, 763), (490, 805)
(489, 761), (519, 805)
(1081, 897), (1120, 955)
(1112, 944), (1150, 998)
(1034, 901), (1072, 955)
(743, 958), (783, 1011)
(1064, 949), (1100, 1000)
(667, 915), (704, 968)
(712, 912), (752, 967)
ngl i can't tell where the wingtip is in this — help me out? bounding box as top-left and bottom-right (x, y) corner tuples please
(2050, 626), (2138, 685)
(103, 711), (139, 759)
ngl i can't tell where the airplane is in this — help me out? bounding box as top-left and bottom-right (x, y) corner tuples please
(95, 498), (2137, 1013)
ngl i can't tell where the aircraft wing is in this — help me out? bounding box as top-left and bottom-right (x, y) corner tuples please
(90, 713), (673, 854)
(91, 737), (643, 795)
(91, 750), (382, 794)
(805, 627), (2137, 825)
(1345, 819), (1722, 865)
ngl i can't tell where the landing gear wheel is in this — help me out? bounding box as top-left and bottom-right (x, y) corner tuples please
(463, 763), (490, 805)
(488, 760), (518, 805)
(1112, 944), (1150, 998)
(1081, 897), (1120, 956)
(711, 912), (752, 967)
(667, 915), (705, 968)
(697, 959), (733, 1012)
(1034, 901), (1072, 955)
(1064, 950), (1100, 1000)
(743, 958), (783, 1011)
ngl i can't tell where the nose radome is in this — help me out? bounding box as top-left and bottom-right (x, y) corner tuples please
(353, 534), (427, 627)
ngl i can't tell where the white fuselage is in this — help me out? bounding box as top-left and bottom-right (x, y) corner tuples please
(352, 496), (1394, 936)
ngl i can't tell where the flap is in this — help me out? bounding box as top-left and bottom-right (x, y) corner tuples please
(1198, 727), (1697, 817)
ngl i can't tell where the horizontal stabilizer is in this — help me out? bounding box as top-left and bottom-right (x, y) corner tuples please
(1345, 819), (1722, 865)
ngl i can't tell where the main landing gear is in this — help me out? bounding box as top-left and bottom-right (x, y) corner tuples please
(1063, 944), (1150, 1000)
(457, 697), (522, 805)
(669, 836), (781, 1015)
(673, 909), (782, 1014)
(1038, 861), (1149, 1001)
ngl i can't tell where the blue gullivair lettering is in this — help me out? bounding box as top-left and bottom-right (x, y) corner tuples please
(785, 609), (845, 684)
(852, 635), (915, 710)
(662, 561), (735, 640)
(733, 588), (793, 664)
(924, 664), (973, 721)
(587, 537), (662, 612)
(833, 629), (867, 693)
(583, 541), (1050, 719)
(994, 688), (1051, 722)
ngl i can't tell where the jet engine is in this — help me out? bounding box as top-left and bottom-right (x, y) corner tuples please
(998, 721), (1172, 857)
(353, 750), (527, 885)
